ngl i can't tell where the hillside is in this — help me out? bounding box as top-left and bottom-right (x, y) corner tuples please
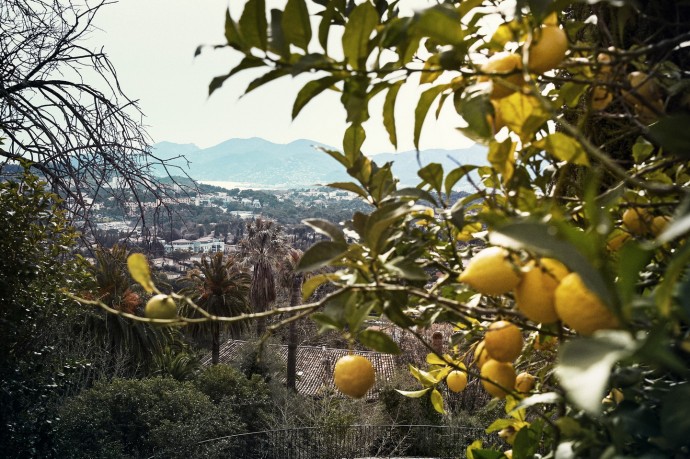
(151, 137), (487, 191)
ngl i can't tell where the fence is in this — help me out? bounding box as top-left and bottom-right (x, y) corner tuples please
(162, 424), (494, 459)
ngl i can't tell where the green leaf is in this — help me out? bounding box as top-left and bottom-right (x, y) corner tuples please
(615, 242), (652, 315)
(415, 5), (465, 45)
(318, 147), (351, 168)
(283, 0), (311, 51)
(655, 241), (690, 317)
(449, 200), (465, 229)
(513, 423), (540, 459)
(533, 132), (590, 166)
(311, 312), (343, 332)
(359, 329), (401, 354)
(317, 0), (339, 51)
(303, 218), (346, 243)
(342, 1), (378, 70)
(269, 9), (290, 58)
(454, 84), (492, 144)
(660, 384), (690, 448)
(301, 273), (336, 301)
(395, 388), (431, 398)
(514, 392), (562, 411)
(385, 257), (428, 281)
(486, 418), (518, 433)
(488, 138), (516, 185)
(383, 81), (403, 149)
(418, 162), (444, 194)
(341, 76), (371, 125)
(364, 201), (413, 254)
(127, 253), (155, 293)
(343, 123), (366, 162)
(293, 76), (341, 119)
(414, 85), (447, 149)
(238, 0), (267, 50)
(296, 240), (348, 272)
(555, 331), (636, 415)
(224, 9), (245, 51)
(632, 136), (654, 163)
(328, 181), (369, 199)
(649, 114), (690, 158)
(489, 221), (615, 307)
(209, 56), (264, 96)
(445, 165), (478, 196)
(430, 388), (445, 414)
(244, 68), (290, 95)
(391, 187), (438, 206)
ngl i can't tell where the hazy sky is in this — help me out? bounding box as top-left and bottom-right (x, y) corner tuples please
(90, 0), (475, 153)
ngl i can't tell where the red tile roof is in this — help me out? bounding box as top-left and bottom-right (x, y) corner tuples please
(204, 340), (398, 400)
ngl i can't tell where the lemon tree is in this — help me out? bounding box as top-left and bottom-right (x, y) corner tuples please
(202, 0), (690, 456)
(83, 0), (690, 457)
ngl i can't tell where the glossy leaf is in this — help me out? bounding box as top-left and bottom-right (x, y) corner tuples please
(342, 1), (378, 70)
(497, 92), (549, 143)
(430, 388), (445, 414)
(244, 68), (290, 95)
(238, 0), (267, 50)
(415, 5), (465, 45)
(328, 181), (369, 199)
(534, 132), (590, 166)
(396, 388), (431, 398)
(414, 85), (447, 149)
(385, 257), (428, 281)
(303, 218), (346, 243)
(343, 123), (366, 161)
(269, 9), (290, 58)
(555, 331), (636, 415)
(209, 56), (264, 95)
(359, 329), (401, 354)
(292, 76), (341, 119)
(224, 9), (245, 51)
(418, 162), (444, 194)
(283, 0), (311, 51)
(127, 253), (155, 293)
(301, 273), (336, 301)
(383, 81), (403, 148)
(296, 240), (348, 272)
(445, 165), (478, 196)
(488, 138), (516, 184)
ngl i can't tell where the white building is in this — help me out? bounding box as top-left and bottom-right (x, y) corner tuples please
(166, 236), (225, 254)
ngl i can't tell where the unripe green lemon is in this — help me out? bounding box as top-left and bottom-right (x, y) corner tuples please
(145, 294), (177, 320)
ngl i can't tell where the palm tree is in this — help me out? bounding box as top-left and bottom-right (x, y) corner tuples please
(239, 218), (289, 336)
(278, 248), (303, 391)
(85, 245), (171, 374)
(181, 252), (251, 365)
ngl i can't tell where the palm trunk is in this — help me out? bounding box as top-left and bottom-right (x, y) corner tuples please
(212, 322), (220, 365)
(286, 273), (302, 391)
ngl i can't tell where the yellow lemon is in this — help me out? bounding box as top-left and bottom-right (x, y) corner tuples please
(144, 294), (177, 320)
(478, 52), (524, 100)
(607, 232), (631, 251)
(651, 215), (670, 237)
(474, 340), (491, 370)
(622, 207), (652, 235)
(459, 246), (521, 295)
(514, 258), (568, 324)
(481, 359), (517, 399)
(484, 320), (523, 362)
(554, 273), (619, 335)
(447, 369), (468, 393)
(515, 372), (536, 393)
(528, 26), (568, 74)
(333, 355), (375, 398)
(591, 85), (613, 110)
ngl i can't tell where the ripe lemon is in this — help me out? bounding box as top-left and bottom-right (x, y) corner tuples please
(145, 294), (177, 320)
(459, 246), (521, 295)
(607, 232), (631, 251)
(474, 340), (490, 369)
(622, 207), (652, 235)
(447, 369), (468, 393)
(554, 273), (619, 335)
(333, 355), (375, 398)
(481, 359), (517, 398)
(528, 26), (568, 74)
(514, 258), (568, 324)
(484, 320), (523, 362)
(515, 372), (536, 393)
(651, 215), (670, 237)
(591, 85), (613, 110)
(479, 52), (524, 99)
(623, 71), (660, 104)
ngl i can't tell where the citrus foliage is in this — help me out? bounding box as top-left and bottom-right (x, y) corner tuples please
(194, 0), (690, 456)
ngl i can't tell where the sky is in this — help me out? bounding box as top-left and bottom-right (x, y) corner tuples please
(89, 0), (475, 154)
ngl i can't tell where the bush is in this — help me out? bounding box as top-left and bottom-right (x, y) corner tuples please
(55, 377), (246, 459)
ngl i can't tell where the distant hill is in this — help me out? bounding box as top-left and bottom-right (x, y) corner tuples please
(151, 137), (487, 191)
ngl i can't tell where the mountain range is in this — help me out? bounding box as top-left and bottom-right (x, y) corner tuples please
(151, 137), (487, 191)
